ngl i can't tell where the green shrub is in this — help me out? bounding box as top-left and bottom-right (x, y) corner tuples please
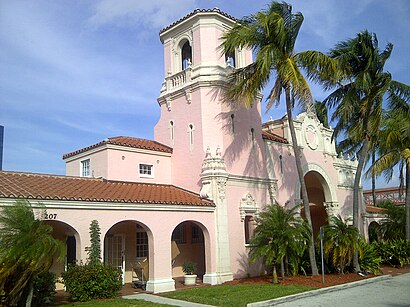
(359, 242), (382, 275)
(32, 271), (57, 306)
(374, 240), (410, 267)
(61, 262), (122, 302)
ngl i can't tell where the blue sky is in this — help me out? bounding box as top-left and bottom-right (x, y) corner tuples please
(1, 0), (409, 189)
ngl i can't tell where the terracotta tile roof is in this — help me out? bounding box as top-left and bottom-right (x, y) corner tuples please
(63, 136), (173, 159)
(261, 131), (289, 144)
(366, 206), (386, 214)
(0, 171), (213, 207)
(160, 8), (236, 34)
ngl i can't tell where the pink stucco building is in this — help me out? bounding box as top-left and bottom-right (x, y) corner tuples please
(0, 9), (361, 293)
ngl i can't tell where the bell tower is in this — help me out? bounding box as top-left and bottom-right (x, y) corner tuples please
(154, 8), (266, 193)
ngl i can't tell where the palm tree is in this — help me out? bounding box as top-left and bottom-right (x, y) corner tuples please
(220, 0), (336, 276)
(377, 201), (406, 240)
(249, 203), (311, 283)
(368, 101), (410, 239)
(324, 30), (410, 269)
(0, 200), (65, 306)
(314, 100), (329, 128)
(323, 215), (361, 273)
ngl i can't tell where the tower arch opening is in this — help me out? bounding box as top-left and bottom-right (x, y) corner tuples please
(181, 40), (192, 70)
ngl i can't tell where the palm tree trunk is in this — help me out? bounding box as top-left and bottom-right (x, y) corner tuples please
(272, 264), (278, 284)
(285, 88), (318, 275)
(372, 150), (376, 206)
(25, 280), (33, 307)
(405, 163), (410, 241)
(281, 258), (285, 279)
(352, 140), (368, 272)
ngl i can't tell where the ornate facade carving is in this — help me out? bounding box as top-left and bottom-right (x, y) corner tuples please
(217, 177), (227, 200)
(268, 182), (277, 204)
(239, 192), (258, 221)
(324, 201), (339, 217)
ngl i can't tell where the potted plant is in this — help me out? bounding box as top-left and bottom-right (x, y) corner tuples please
(182, 261), (197, 285)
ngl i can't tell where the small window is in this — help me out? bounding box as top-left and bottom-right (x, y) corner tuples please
(250, 128), (255, 142)
(172, 224), (186, 244)
(170, 120), (174, 145)
(191, 224), (204, 243)
(244, 215), (256, 244)
(230, 114), (235, 133)
(188, 124), (194, 150)
(81, 159), (90, 177)
(139, 164), (153, 178)
(279, 155), (283, 173)
(136, 224), (148, 258)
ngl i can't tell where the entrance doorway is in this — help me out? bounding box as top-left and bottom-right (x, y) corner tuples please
(301, 171), (329, 237)
(105, 234), (125, 283)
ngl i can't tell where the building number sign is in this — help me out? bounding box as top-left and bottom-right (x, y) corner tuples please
(44, 213), (57, 220)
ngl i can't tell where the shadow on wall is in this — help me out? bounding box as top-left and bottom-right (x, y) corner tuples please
(268, 144), (298, 204)
(207, 85), (267, 178)
(235, 251), (265, 279)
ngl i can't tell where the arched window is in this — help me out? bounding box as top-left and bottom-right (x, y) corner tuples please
(279, 154), (283, 173)
(230, 114), (235, 133)
(188, 124), (194, 150)
(244, 215), (256, 244)
(169, 120), (174, 145)
(250, 128), (255, 143)
(225, 51), (236, 67)
(182, 41), (192, 70)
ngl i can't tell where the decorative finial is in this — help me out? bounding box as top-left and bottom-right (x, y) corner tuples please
(205, 146), (211, 158)
(216, 146), (221, 157)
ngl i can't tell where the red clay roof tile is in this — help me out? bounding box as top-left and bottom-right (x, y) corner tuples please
(63, 136), (173, 159)
(0, 171), (213, 207)
(261, 130), (289, 144)
(366, 205), (386, 214)
(159, 8), (236, 35)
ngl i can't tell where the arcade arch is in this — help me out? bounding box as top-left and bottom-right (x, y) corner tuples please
(297, 164), (339, 237)
(171, 221), (208, 281)
(104, 220), (152, 284)
(43, 220), (81, 290)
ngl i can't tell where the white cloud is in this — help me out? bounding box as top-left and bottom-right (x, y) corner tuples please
(87, 0), (198, 30)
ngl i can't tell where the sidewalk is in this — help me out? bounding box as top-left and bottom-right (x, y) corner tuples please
(123, 293), (214, 306)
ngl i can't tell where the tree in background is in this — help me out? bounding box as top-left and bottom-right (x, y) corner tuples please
(249, 203), (311, 283)
(323, 30), (410, 270)
(220, 0), (337, 276)
(367, 100), (410, 240)
(0, 200), (65, 306)
(88, 220), (102, 264)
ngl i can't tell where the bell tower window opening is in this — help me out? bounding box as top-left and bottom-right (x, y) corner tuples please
(225, 51), (236, 67)
(181, 41), (192, 70)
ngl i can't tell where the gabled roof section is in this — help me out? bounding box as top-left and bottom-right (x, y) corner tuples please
(159, 8), (236, 34)
(0, 171), (213, 207)
(261, 131), (289, 144)
(63, 136), (173, 159)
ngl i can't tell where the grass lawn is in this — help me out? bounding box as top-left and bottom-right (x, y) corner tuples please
(161, 283), (316, 307)
(59, 299), (172, 306)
